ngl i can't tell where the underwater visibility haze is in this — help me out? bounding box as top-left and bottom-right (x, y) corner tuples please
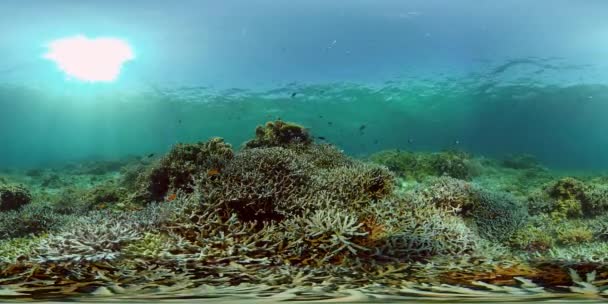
(3, 0), (608, 302)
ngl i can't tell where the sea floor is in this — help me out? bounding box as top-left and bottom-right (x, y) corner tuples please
(2, 122), (608, 303)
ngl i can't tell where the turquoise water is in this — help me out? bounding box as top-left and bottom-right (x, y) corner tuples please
(2, 1), (608, 303)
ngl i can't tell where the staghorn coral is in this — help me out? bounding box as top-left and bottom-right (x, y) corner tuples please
(367, 196), (482, 259)
(34, 200), (180, 262)
(0, 183), (31, 211)
(296, 143), (353, 169)
(215, 146), (315, 222)
(207, 146), (393, 225)
(310, 162), (395, 209)
(414, 176), (475, 213)
(122, 232), (182, 258)
(0, 235), (45, 263)
(275, 208), (369, 266)
(35, 212), (143, 262)
(244, 120), (312, 149)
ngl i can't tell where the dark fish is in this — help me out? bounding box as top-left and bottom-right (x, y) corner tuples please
(178, 119), (182, 124)
(319, 115), (323, 119)
(373, 139), (379, 144)
(291, 92), (297, 98)
(317, 136), (326, 140)
(147, 153), (155, 158)
(328, 121), (333, 125)
(359, 124), (366, 131)
(408, 138), (414, 144)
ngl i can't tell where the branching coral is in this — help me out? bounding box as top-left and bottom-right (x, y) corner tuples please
(414, 176), (475, 213)
(275, 208), (369, 265)
(311, 163), (395, 209)
(0, 235), (45, 263)
(214, 146), (315, 222)
(367, 197), (481, 259)
(35, 213), (143, 262)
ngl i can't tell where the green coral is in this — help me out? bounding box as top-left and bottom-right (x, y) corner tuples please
(556, 225), (593, 246)
(123, 232), (176, 258)
(509, 224), (554, 253)
(526, 176), (608, 219)
(0, 235), (45, 263)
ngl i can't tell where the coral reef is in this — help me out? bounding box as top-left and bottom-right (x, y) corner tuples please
(135, 137), (234, 203)
(0, 202), (72, 239)
(468, 188), (528, 242)
(244, 120), (312, 148)
(369, 149), (477, 181)
(527, 177), (608, 219)
(501, 153), (544, 170)
(0, 183), (31, 211)
(2, 120), (608, 300)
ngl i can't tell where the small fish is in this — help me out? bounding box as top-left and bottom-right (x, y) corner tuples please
(207, 168), (221, 177)
(178, 119), (182, 124)
(408, 138), (414, 144)
(454, 140), (460, 145)
(328, 121), (333, 125)
(291, 92), (297, 98)
(317, 136), (326, 140)
(166, 193), (177, 202)
(147, 153), (155, 158)
(373, 139), (379, 144)
(319, 115), (323, 119)
(359, 124), (366, 131)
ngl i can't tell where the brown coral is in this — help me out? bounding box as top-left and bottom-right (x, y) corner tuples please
(0, 183), (32, 211)
(244, 120), (312, 149)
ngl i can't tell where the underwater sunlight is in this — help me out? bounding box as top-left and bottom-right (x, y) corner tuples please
(43, 35), (134, 83)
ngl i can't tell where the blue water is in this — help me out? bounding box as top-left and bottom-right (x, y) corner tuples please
(1, 1), (607, 171)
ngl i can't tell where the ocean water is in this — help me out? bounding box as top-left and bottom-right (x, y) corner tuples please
(2, 1), (608, 303)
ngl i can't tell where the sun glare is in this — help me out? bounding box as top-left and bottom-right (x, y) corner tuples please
(43, 35), (135, 82)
